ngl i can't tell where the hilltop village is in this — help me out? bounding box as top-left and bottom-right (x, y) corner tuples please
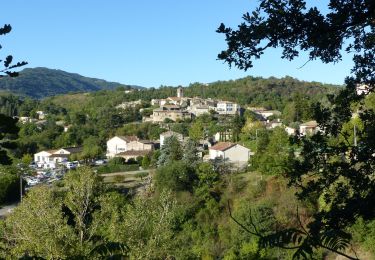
(1, 75), (374, 259)
(22, 86), (322, 185)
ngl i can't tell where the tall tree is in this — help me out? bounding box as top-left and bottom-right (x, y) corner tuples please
(157, 135), (182, 166)
(1, 167), (126, 258)
(218, 1), (375, 258)
(0, 24), (26, 159)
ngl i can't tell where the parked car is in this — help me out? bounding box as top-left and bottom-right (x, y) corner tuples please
(29, 162), (37, 169)
(95, 159), (105, 166)
(66, 162), (77, 170)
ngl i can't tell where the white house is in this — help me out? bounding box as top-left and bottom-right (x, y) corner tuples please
(106, 136), (139, 158)
(34, 147), (82, 169)
(188, 105), (211, 116)
(216, 101), (241, 115)
(36, 111), (47, 120)
(285, 126), (297, 135)
(209, 142), (252, 166)
(160, 131), (184, 146)
(299, 120), (319, 136)
(253, 110), (282, 119)
(356, 84), (370, 95)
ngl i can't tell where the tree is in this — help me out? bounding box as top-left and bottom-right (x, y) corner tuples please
(231, 114), (245, 142)
(1, 167), (127, 258)
(189, 120), (204, 141)
(157, 135), (182, 166)
(141, 154), (151, 169)
(63, 166), (104, 253)
(182, 139), (199, 167)
(0, 114), (18, 165)
(0, 25), (26, 162)
(81, 136), (102, 161)
(155, 161), (197, 192)
(0, 166), (19, 205)
(256, 127), (294, 175)
(2, 186), (76, 259)
(121, 191), (178, 259)
(0, 24), (27, 78)
(194, 162), (220, 200)
(218, 1), (375, 258)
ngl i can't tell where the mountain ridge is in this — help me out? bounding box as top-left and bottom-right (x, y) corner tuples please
(0, 67), (143, 98)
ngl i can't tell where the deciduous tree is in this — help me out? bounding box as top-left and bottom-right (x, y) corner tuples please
(218, 1), (375, 258)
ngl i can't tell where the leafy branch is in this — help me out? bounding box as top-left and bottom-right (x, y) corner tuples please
(227, 201), (358, 259)
(0, 24), (28, 78)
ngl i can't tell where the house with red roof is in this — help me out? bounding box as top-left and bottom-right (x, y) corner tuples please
(209, 142), (252, 165)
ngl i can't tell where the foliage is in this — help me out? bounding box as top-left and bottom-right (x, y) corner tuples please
(141, 154), (151, 169)
(121, 190), (178, 259)
(349, 218), (375, 255)
(81, 136), (103, 160)
(3, 186), (76, 259)
(0, 67), (137, 98)
(157, 135), (182, 166)
(254, 127), (295, 175)
(1, 167), (127, 258)
(97, 163), (139, 174)
(155, 161), (197, 192)
(218, 0), (375, 258)
(0, 24), (27, 78)
(0, 114), (19, 165)
(0, 166), (19, 205)
(182, 139), (199, 167)
(189, 120), (204, 141)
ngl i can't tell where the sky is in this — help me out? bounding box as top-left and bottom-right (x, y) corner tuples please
(1, 0), (353, 88)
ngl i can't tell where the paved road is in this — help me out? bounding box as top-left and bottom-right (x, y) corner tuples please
(0, 203), (18, 217)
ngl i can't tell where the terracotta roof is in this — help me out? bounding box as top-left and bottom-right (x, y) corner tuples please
(49, 154), (69, 158)
(167, 97), (181, 101)
(300, 120), (318, 127)
(210, 142), (236, 151)
(45, 149), (58, 154)
(60, 146), (82, 153)
(118, 136), (139, 142)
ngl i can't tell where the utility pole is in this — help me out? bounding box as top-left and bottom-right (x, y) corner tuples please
(19, 173), (22, 202)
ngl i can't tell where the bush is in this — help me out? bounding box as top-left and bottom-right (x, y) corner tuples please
(113, 175), (125, 183)
(108, 157), (126, 166)
(134, 172), (148, 179)
(0, 166), (20, 205)
(97, 164), (139, 174)
(155, 161), (197, 192)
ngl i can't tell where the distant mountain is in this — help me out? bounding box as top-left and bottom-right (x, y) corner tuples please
(0, 67), (143, 98)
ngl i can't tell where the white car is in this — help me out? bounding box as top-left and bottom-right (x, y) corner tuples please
(95, 160), (105, 165)
(25, 177), (39, 186)
(66, 162), (77, 170)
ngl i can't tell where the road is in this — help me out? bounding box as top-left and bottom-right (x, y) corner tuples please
(0, 203), (18, 218)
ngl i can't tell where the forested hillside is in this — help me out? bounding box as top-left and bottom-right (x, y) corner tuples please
(0, 67), (142, 98)
(46, 75), (340, 112)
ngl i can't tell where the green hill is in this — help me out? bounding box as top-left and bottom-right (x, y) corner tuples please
(0, 67), (143, 98)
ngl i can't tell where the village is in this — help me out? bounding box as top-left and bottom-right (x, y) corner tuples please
(25, 87), (321, 189)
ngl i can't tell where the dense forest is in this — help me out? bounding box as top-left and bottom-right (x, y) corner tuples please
(0, 67), (142, 98)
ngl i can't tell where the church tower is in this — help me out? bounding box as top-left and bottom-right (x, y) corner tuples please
(177, 86), (184, 98)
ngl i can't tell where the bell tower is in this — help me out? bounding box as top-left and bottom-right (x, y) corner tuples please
(177, 86), (184, 98)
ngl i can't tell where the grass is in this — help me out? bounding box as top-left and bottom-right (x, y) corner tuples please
(101, 171), (150, 189)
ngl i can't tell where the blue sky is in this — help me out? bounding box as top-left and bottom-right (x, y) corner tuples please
(2, 0), (352, 87)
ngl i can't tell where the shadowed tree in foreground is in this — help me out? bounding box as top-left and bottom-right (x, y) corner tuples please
(0, 24), (27, 164)
(218, 1), (375, 259)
